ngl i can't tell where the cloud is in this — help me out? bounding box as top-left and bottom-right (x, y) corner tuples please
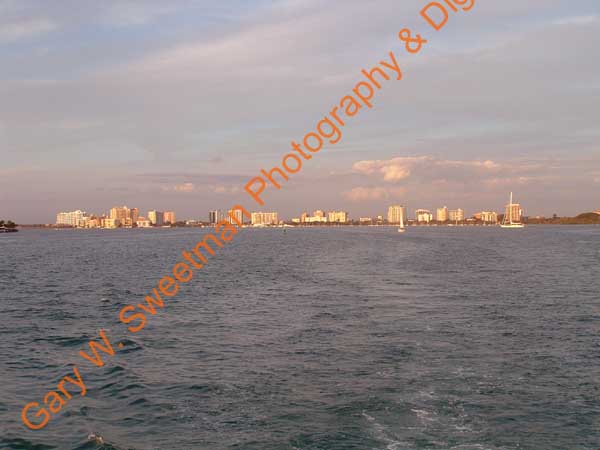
(553, 15), (598, 26)
(344, 186), (406, 202)
(163, 182), (240, 195)
(353, 156), (503, 184)
(0, 18), (56, 43)
(172, 182), (195, 193)
(352, 156), (429, 182)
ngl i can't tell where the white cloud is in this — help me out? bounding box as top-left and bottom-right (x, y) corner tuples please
(172, 182), (195, 193)
(344, 186), (406, 202)
(0, 18), (56, 43)
(353, 156), (503, 184)
(553, 15), (598, 26)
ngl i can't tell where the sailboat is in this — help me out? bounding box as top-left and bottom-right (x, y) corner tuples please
(398, 209), (406, 233)
(500, 192), (525, 229)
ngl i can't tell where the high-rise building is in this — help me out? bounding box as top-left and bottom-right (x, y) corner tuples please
(228, 208), (244, 225)
(208, 209), (225, 225)
(475, 211), (498, 223)
(164, 211), (176, 225)
(251, 212), (279, 226)
(303, 210), (328, 223)
(449, 209), (465, 222)
(131, 208), (139, 223)
(327, 211), (348, 223)
(148, 210), (164, 226)
(110, 206), (129, 221)
(102, 218), (120, 229)
(110, 206), (137, 228)
(56, 210), (87, 227)
(436, 206), (448, 222)
(415, 209), (433, 223)
(387, 205), (406, 224)
(504, 203), (523, 223)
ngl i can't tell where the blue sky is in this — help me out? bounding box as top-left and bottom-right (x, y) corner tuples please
(1, 0), (599, 222)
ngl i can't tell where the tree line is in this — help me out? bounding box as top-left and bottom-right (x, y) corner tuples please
(0, 220), (17, 228)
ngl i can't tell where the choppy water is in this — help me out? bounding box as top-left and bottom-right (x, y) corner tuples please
(1, 226), (599, 450)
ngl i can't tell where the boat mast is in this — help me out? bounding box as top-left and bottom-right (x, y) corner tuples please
(509, 192), (513, 224)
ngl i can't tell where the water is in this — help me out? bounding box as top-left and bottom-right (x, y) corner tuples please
(1, 226), (599, 450)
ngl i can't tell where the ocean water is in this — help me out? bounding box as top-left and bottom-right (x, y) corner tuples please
(1, 226), (599, 450)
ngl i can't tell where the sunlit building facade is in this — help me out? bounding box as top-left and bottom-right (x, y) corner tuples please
(327, 211), (348, 223)
(251, 212), (279, 226)
(436, 206), (448, 222)
(387, 205), (406, 224)
(449, 209), (465, 222)
(415, 209), (433, 223)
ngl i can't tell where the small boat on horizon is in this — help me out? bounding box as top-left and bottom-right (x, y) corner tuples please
(500, 192), (525, 229)
(0, 226), (18, 233)
(398, 210), (406, 233)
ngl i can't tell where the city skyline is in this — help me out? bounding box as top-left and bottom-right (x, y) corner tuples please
(48, 191), (536, 227)
(23, 190), (599, 225)
(1, 1), (599, 223)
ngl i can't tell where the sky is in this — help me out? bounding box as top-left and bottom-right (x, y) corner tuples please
(1, 0), (599, 223)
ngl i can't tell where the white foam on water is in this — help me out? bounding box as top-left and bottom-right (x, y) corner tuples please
(362, 411), (412, 450)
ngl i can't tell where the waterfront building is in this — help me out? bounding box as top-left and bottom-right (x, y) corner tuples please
(164, 211), (176, 225)
(415, 209), (433, 223)
(387, 205), (406, 225)
(291, 218), (301, 224)
(148, 210), (164, 226)
(56, 210), (87, 227)
(228, 208), (245, 225)
(136, 217), (152, 228)
(359, 217), (373, 224)
(131, 208), (139, 224)
(85, 216), (101, 228)
(209, 210), (225, 224)
(504, 202), (523, 224)
(110, 206), (138, 228)
(449, 209), (465, 222)
(436, 206), (448, 222)
(328, 211), (348, 223)
(475, 211), (498, 223)
(110, 206), (129, 221)
(251, 212), (279, 226)
(103, 218), (120, 229)
(301, 210), (328, 223)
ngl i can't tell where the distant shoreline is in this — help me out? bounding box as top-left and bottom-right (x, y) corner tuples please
(15, 222), (600, 230)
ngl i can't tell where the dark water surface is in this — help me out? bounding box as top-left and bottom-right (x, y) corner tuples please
(1, 227), (599, 450)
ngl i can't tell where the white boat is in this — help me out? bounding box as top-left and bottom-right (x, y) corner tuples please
(500, 192), (525, 229)
(398, 209), (406, 233)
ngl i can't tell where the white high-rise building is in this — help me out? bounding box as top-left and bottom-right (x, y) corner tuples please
(415, 209), (433, 223)
(56, 210), (87, 227)
(327, 211), (348, 223)
(387, 205), (406, 224)
(148, 210), (164, 226)
(449, 209), (465, 222)
(251, 212), (279, 226)
(228, 208), (245, 225)
(436, 206), (449, 222)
